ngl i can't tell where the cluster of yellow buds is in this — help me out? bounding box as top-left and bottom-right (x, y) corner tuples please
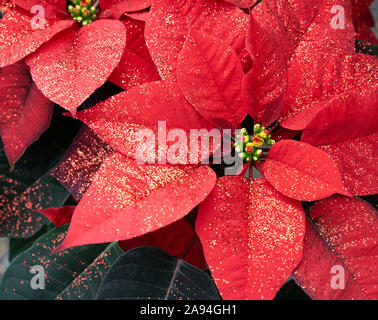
(68, 0), (99, 25)
(234, 124), (275, 162)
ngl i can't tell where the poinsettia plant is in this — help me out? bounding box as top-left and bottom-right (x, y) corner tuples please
(0, 0), (377, 301)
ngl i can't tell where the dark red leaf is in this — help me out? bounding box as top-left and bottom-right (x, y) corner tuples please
(177, 29), (246, 128)
(119, 218), (206, 270)
(38, 205), (75, 227)
(25, 20), (126, 115)
(351, 0), (374, 22)
(264, 140), (351, 201)
(0, 60), (54, 166)
(293, 196), (378, 300)
(196, 176), (305, 299)
(355, 20), (377, 44)
(51, 126), (114, 201)
(271, 128), (301, 142)
(56, 153), (216, 250)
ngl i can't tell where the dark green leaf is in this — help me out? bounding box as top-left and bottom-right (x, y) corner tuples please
(96, 247), (221, 300)
(0, 225), (123, 300)
(9, 225), (52, 262)
(274, 280), (311, 300)
(0, 174), (68, 238)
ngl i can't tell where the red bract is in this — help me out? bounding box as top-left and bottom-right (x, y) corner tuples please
(0, 0), (13, 14)
(145, 0), (248, 80)
(264, 140), (351, 201)
(0, 8), (74, 68)
(57, 153), (216, 251)
(14, 0), (68, 20)
(223, 0), (255, 8)
(248, 0), (377, 131)
(38, 205), (75, 227)
(75, 80), (215, 163)
(301, 89), (378, 196)
(107, 17), (160, 89)
(176, 29), (246, 128)
(99, 0), (152, 19)
(196, 176), (305, 300)
(293, 196), (378, 300)
(242, 14), (286, 126)
(0, 1), (127, 115)
(26, 20), (125, 116)
(0, 60), (54, 166)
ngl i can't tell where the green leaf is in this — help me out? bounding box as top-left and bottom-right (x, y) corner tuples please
(9, 225), (52, 262)
(0, 173), (69, 238)
(0, 225), (124, 300)
(96, 247), (221, 300)
(57, 242), (124, 300)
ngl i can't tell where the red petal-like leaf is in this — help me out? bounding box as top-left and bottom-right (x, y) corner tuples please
(242, 15), (286, 125)
(223, 0), (254, 8)
(99, 0), (151, 12)
(318, 135), (378, 197)
(15, 0), (69, 20)
(145, 0), (248, 80)
(293, 196), (378, 300)
(38, 205), (75, 227)
(177, 29), (246, 128)
(253, 0), (364, 130)
(25, 20), (126, 115)
(57, 153), (216, 250)
(0, 8), (73, 68)
(108, 17), (160, 89)
(264, 140), (351, 201)
(119, 218), (206, 270)
(0, 0), (14, 14)
(196, 176), (305, 300)
(124, 10), (150, 21)
(280, 52), (377, 130)
(301, 83), (377, 147)
(277, 1), (368, 129)
(100, 0), (152, 19)
(51, 126), (114, 201)
(0, 60), (54, 166)
(76, 80), (216, 163)
(301, 96), (378, 196)
(252, 0), (319, 65)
